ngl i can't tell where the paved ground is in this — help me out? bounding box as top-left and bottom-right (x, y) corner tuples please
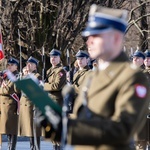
(2, 141), (53, 150)
(2, 141), (74, 150)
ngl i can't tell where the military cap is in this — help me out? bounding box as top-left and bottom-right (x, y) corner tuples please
(8, 57), (19, 66)
(133, 50), (145, 59)
(27, 56), (39, 66)
(82, 4), (128, 37)
(49, 49), (61, 56)
(144, 49), (150, 57)
(75, 50), (89, 58)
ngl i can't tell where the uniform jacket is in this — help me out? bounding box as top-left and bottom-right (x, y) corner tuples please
(44, 64), (66, 106)
(73, 66), (90, 95)
(0, 70), (20, 135)
(18, 71), (42, 137)
(67, 52), (150, 150)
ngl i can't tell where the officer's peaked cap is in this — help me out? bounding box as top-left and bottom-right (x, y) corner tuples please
(82, 4), (128, 37)
(76, 50), (89, 58)
(8, 57), (19, 66)
(133, 50), (145, 59)
(144, 49), (150, 57)
(49, 49), (61, 56)
(27, 56), (39, 65)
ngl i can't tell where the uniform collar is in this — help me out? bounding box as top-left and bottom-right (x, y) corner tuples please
(52, 63), (62, 69)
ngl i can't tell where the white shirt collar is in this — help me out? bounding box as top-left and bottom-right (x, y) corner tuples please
(98, 62), (110, 70)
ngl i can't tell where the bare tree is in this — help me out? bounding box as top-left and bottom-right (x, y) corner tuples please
(125, 1), (150, 52)
(0, 0), (150, 70)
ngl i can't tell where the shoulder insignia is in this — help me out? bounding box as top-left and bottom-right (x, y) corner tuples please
(59, 72), (64, 77)
(135, 84), (147, 98)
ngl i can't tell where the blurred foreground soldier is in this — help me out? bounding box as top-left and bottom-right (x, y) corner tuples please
(132, 50), (145, 70)
(44, 49), (66, 150)
(38, 5), (150, 150)
(0, 57), (20, 150)
(18, 57), (42, 150)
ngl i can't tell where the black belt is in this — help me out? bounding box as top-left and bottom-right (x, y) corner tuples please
(1, 94), (10, 96)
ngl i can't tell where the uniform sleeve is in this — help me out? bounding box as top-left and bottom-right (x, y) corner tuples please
(67, 71), (150, 145)
(44, 69), (66, 91)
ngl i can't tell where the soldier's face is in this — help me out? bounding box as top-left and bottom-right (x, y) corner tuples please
(26, 62), (36, 72)
(50, 56), (60, 66)
(77, 57), (88, 68)
(22, 67), (28, 75)
(7, 63), (17, 72)
(86, 31), (116, 60)
(144, 57), (150, 67)
(132, 57), (144, 67)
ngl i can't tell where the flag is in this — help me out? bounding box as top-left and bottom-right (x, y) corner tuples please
(0, 33), (4, 60)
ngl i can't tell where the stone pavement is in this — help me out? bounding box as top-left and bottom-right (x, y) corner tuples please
(1, 141), (74, 150)
(2, 141), (52, 150)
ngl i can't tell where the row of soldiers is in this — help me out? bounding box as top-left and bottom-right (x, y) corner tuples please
(1, 48), (150, 150)
(0, 49), (92, 150)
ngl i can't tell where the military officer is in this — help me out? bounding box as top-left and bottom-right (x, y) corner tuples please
(44, 49), (66, 150)
(44, 49), (66, 106)
(132, 50), (145, 70)
(18, 56), (42, 150)
(0, 58), (7, 149)
(73, 50), (90, 95)
(70, 50), (90, 113)
(39, 4), (150, 150)
(132, 50), (149, 150)
(136, 49), (150, 150)
(144, 49), (150, 72)
(0, 57), (20, 150)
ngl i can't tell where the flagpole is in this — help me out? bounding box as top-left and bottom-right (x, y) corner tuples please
(0, 22), (3, 150)
(0, 23), (5, 68)
(18, 29), (22, 79)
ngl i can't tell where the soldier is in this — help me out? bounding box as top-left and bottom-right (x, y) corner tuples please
(132, 50), (149, 150)
(44, 49), (66, 150)
(18, 56), (42, 150)
(0, 57), (20, 150)
(0, 58), (7, 149)
(38, 4), (150, 150)
(73, 50), (90, 96)
(135, 49), (150, 150)
(144, 49), (150, 72)
(132, 50), (145, 70)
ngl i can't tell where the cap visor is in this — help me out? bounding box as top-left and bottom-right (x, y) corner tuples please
(81, 27), (113, 37)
